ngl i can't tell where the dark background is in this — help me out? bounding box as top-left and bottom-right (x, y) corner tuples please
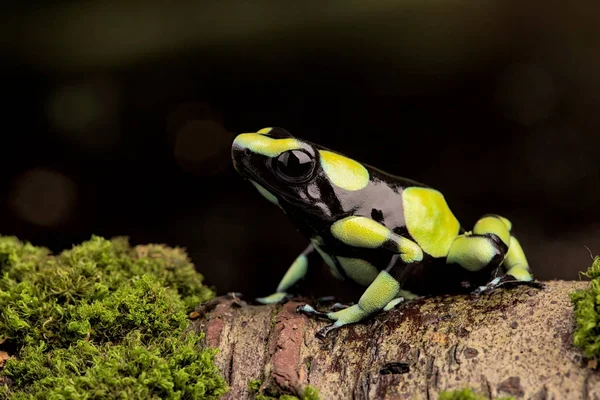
(3, 1), (600, 300)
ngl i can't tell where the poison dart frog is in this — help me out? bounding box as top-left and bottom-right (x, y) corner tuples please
(231, 127), (540, 339)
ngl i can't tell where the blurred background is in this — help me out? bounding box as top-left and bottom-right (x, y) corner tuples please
(2, 0), (600, 300)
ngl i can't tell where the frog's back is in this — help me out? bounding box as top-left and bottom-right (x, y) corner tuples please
(357, 165), (462, 256)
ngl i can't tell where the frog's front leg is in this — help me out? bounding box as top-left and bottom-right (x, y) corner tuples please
(446, 214), (541, 294)
(297, 216), (422, 338)
(298, 270), (401, 338)
(256, 243), (317, 304)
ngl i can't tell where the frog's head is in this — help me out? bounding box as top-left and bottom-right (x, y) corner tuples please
(231, 127), (318, 208)
(232, 127), (370, 216)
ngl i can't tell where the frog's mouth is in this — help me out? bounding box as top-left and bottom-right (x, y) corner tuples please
(231, 142), (249, 176)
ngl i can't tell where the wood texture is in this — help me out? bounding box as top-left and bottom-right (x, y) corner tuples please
(190, 281), (600, 399)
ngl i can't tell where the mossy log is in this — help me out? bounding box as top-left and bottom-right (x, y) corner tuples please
(190, 281), (600, 399)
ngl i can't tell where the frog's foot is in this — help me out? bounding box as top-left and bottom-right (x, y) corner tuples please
(298, 270), (402, 339)
(448, 214), (538, 293)
(471, 276), (510, 295)
(471, 275), (545, 296)
(256, 292), (293, 305)
(383, 297), (406, 311)
(309, 304), (374, 339)
(315, 323), (341, 339)
(297, 304), (368, 338)
(386, 289), (424, 309)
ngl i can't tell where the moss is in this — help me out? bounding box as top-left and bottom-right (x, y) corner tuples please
(247, 379), (320, 400)
(248, 379), (263, 392)
(0, 235), (228, 399)
(570, 255), (600, 358)
(298, 386), (319, 400)
(439, 388), (515, 400)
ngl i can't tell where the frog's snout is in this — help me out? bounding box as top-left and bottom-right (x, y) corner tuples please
(231, 137), (249, 174)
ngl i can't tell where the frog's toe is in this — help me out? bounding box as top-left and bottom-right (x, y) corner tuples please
(471, 285), (490, 296)
(471, 276), (504, 296)
(526, 280), (546, 290)
(383, 297), (406, 311)
(329, 302), (350, 311)
(256, 292), (290, 304)
(296, 304), (332, 320)
(316, 323), (341, 339)
(471, 274), (545, 296)
(500, 277), (546, 290)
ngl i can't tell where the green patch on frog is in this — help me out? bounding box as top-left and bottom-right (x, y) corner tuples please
(439, 387), (515, 400)
(247, 379), (320, 400)
(0, 235), (228, 399)
(570, 254), (600, 359)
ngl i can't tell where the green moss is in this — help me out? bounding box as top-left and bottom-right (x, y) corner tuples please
(298, 386), (319, 400)
(0, 235), (227, 399)
(570, 255), (600, 358)
(439, 388), (515, 400)
(247, 379), (319, 400)
(248, 379), (263, 392)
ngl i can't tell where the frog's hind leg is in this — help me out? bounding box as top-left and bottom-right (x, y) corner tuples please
(447, 214), (540, 295)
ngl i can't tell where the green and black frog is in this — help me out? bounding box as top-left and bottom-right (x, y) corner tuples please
(231, 127), (540, 338)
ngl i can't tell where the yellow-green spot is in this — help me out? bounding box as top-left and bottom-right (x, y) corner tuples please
(328, 304), (364, 324)
(276, 254), (308, 292)
(473, 216), (511, 247)
(398, 237), (424, 263)
(498, 215), (512, 231)
(233, 133), (302, 157)
(403, 187), (460, 258)
(358, 270), (400, 314)
(257, 127), (272, 134)
(503, 236), (531, 278)
(319, 150), (369, 191)
(447, 235), (497, 271)
(331, 216), (389, 248)
(337, 257), (379, 286)
(505, 266), (532, 282)
(250, 180), (279, 206)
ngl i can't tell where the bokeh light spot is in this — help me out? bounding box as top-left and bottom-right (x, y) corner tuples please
(9, 168), (78, 227)
(173, 119), (234, 175)
(46, 79), (120, 151)
(166, 101), (223, 145)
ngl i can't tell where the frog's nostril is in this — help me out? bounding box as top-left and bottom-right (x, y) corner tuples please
(231, 145), (249, 173)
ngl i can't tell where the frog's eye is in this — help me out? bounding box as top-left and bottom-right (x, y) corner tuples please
(274, 150), (315, 182)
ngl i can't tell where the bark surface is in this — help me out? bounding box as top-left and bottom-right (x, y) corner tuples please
(190, 280), (600, 399)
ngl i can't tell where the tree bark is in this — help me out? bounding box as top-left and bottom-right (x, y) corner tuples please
(190, 281), (600, 400)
